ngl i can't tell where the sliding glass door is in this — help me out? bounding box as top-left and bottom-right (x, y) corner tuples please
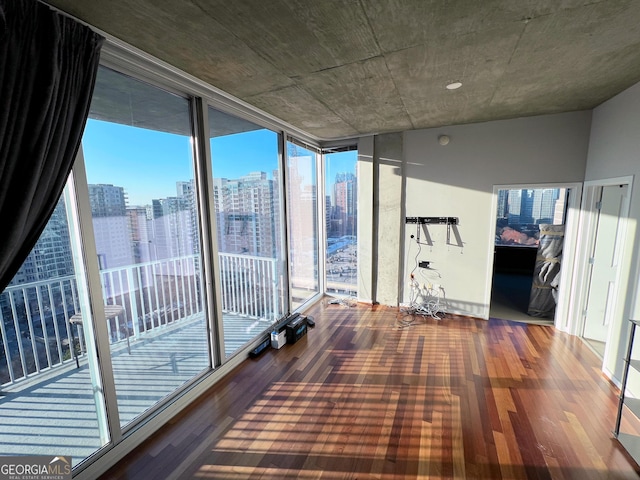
(81, 67), (210, 428)
(0, 182), (108, 466)
(324, 148), (358, 297)
(286, 141), (321, 308)
(209, 108), (286, 357)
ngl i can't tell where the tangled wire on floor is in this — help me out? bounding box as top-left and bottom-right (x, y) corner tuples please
(396, 280), (447, 328)
(327, 295), (358, 307)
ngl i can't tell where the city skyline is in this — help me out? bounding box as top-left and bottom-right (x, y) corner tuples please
(495, 188), (568, 247)
(497, 188), (566, 225)
(83, 119), (356, 207)
(9, 118), (357, 289)
(12, 163), (358, 279)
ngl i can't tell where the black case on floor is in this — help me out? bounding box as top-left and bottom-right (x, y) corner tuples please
(286, 315), (307, 344)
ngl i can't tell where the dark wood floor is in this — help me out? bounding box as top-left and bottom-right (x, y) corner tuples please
(100, 302), (640, 479)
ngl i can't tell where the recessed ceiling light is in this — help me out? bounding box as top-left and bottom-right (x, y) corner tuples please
(446, 82), (462, 90)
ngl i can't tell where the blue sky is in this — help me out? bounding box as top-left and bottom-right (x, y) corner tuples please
(83, 120), (194, 206)
(82, 119), (356, 206)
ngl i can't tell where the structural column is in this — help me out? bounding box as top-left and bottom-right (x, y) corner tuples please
(357, 133), (404, 306)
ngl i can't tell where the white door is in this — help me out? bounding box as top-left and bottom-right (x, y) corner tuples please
(583, 184), (628, 342)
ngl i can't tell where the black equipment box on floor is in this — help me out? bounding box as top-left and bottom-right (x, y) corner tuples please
(286, 315), (308, 344)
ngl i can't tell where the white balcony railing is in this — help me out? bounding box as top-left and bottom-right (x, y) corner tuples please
(0, 253), (279, 388)
(218, 252), (280, 321)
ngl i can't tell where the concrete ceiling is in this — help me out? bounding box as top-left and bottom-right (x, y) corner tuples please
(47, 0), (640, 142)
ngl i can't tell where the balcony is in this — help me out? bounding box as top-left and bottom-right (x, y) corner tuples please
(0, 253), (281, 466)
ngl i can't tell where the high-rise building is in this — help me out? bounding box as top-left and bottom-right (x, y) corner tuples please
(9, 199), (74, 285)
(507, 189), (522, 223)
(520, 189), (535, 223)
(175, 180), (200, 255)
(553, 188), (568, 224)
(127, 206), (152, 264)
(325, 195), (332, 235)
(497, 190), (509, 218)
(89, 184), (127, 217)
(213, 172), (279, 257)
(287, 157), (318, 286)
(89, 184), (134, 270)
(149, 196), (195, 260)
(333, 172), (357, 237)
(531, 188), (560, 224)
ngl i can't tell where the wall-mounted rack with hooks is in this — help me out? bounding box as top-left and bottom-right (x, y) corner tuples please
(405, 217), (459, 225)
(406, 216), (462, 248)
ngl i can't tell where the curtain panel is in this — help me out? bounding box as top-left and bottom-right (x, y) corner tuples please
(0, 0), (103, 292)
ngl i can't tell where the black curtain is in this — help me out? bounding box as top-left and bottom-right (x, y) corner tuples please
(0, 0), (103, 292)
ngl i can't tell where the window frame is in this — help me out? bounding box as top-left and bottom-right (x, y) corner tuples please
(59, 39), (332, 478)
(284, 136), (325, 312)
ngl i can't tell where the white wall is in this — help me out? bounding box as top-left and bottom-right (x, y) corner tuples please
(397, 111), (592, 318)
(586, 81), (640, 382)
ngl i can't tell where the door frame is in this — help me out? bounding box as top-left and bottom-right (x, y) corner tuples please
(485, 182), (582, 327)
(566, 176), (633, 380)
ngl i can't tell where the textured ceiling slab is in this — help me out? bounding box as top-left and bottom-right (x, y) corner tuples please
(47, 0), (640, 140)
(246, 85), (360, 140)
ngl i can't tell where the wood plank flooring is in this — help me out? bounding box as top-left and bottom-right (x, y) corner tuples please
(99, 303), (640, 479)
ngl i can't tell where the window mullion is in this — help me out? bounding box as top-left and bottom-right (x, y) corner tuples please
(68, 146), (122, 444)
(193, 98), (224, 368)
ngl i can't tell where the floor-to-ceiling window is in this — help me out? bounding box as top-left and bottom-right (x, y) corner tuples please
(0, 183), (108, 466)
(0, 49), (334, 474)
(209, 107), (286, 357)
(286, 140), (320, 309)
(324, 147), (358, 298)
(81, 67), (210, 428)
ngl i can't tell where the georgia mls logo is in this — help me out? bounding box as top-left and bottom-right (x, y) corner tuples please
(0, 455), (71, 480)
(49, 457), (71, 474)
